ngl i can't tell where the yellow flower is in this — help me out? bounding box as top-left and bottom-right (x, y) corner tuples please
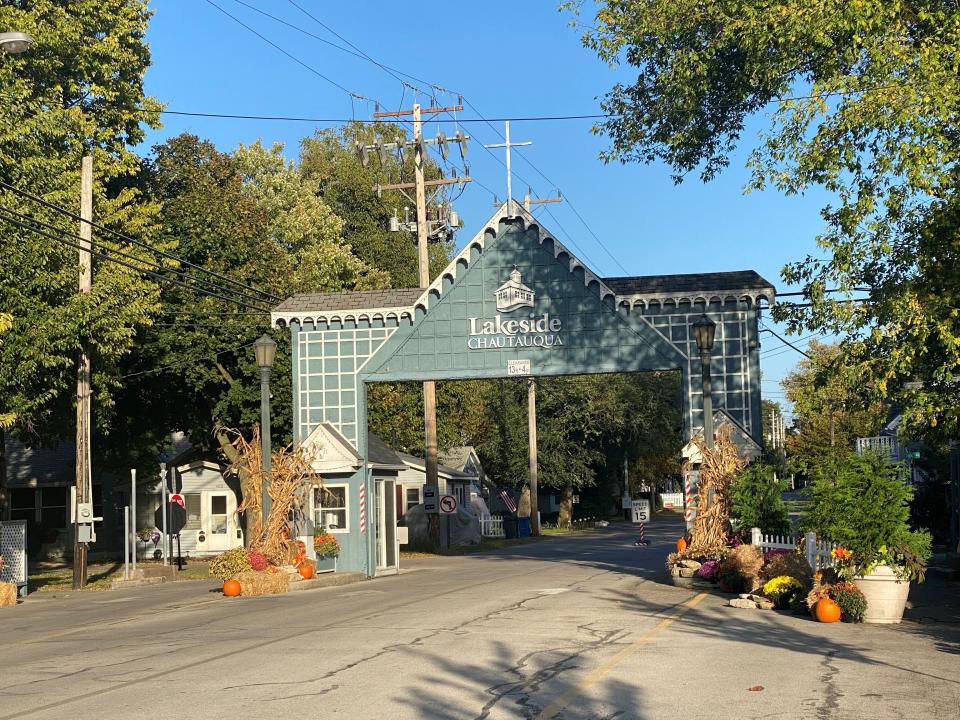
(762, 575), (802, 599)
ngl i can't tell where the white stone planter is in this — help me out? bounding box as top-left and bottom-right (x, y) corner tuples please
(853, 565), (910, 624)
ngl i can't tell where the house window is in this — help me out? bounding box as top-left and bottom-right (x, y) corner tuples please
(313, 484), (348, 533)
(40, 487), (67, 529)
(405, 487), (421, 513)
(10, 488), (35, 523)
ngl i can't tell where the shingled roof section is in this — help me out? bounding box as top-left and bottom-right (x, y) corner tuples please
(603, 270), (775, 297)
(273, 288), (424, 314)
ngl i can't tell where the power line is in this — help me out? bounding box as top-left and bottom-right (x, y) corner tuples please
(0, 202), (273, 308)
(122, 341), (258, 379)
(760, 326), (812, 359)
(0, 208), (272, 313)
(203, 0), (363, 99)
(0, 179), (279, 303)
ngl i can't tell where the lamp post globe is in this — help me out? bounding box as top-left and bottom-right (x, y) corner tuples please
(253, 334), (277, 369)
(0, 32), (33, 54)
(692, 313), (716, 352)
(253, 334), (277, 522)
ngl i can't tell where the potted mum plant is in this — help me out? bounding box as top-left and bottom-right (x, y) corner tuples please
(804, 451), (931, 624)
(313, 531), (340, 574)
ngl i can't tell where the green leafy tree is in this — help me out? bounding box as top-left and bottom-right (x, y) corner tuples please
(782, 342), (885, 477)
(0, 1), (162, 516)
(566, 0), (960, 437)
(110, 135), (386, 471)
(731, 463), (790, 535)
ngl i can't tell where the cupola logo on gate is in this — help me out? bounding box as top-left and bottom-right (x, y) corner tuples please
(466, 269), (563, 350)
(494, 268), (534, 312)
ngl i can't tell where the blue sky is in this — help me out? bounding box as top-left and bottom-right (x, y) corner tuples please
(143, 0), (827, 413)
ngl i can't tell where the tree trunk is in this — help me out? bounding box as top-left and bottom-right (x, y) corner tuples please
(215, 426), (260, 548)
(557, 483), (574, 529)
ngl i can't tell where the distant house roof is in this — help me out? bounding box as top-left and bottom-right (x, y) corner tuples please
(396, 452), (472, 481)
(437, 446), (475, 473)
(4, 437), (75, 489)
(367, 433), (407, 471)
(603, 270), (775, 298)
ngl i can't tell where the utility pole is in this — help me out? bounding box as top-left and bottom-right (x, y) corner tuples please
(528, 378), (540, 536)
(368, 102), (470, 545)
(73, 155), (93, 590)
(493, 188), (563, 214)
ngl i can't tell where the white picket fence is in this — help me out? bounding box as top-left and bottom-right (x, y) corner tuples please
(480, 515), (504, 538)
(750, 527), (837, 570)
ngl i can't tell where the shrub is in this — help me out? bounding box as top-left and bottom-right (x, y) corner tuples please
(732, 462), (791, 535)
(831, 582), (868, 622)
(210, 548), (252, 580)
(247, 549), (269, 571)
(803, 451), (932, 580)
(761, 552), (814, 591)
(763, 575), (804, 608)
(696, 559), (720, 581)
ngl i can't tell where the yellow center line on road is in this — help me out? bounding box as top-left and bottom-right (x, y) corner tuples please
(536, 592), (708, 720)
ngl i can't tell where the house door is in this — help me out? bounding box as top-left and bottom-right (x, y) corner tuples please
(375, 479), (397, 572)
(202, 492), (234, 552)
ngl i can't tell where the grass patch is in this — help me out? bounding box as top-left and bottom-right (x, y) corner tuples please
(177, 563), (214, 581)
(29, 563), (124, 592)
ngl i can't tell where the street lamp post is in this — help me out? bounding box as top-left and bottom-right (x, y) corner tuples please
(692, 314), (717, 449)
(253, 334), (277, 523)
(0, 32), (33, 55)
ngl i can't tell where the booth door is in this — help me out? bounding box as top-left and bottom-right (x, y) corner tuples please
(202, 491), (235, 552)
(375, 479), (397, 572)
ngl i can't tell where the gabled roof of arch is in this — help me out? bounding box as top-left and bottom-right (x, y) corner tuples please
(271, 202), (776, 326)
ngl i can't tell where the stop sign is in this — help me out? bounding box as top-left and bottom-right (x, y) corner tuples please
(154, 501), (187, 535)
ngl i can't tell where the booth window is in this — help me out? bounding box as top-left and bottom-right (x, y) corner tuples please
(405, 487), (420, 513)
(313, 485), (348, 533)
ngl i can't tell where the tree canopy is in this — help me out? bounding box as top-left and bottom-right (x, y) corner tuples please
(568, 0), (960, 437)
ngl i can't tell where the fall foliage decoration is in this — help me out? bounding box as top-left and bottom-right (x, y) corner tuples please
(685, 425), (748, 553)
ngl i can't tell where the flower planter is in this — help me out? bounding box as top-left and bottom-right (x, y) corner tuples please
(315, 556), (337, 574)
(853, 565), (910, 624)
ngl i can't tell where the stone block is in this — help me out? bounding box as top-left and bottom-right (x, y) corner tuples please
(679, 559), (702, 570)
(678, 567), (698, 578)
(728, 598), (756, 609)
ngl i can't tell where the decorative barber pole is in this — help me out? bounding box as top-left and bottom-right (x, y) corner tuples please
(634, 522), (648, 546)
(359, 482), (366, 534)
(684, 471), (696, 531)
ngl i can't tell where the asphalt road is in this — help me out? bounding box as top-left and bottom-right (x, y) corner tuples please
(1, 516), (958, 720)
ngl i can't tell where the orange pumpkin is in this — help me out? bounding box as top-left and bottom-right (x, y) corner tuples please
(223, 579), (242, 597)
(298, 563), (314, 580)
(816, 597), (841, 623)
(676, 537), (687, 553)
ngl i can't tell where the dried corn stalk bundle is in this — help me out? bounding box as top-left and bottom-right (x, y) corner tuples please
(685, 425), (747, 553)
(221, 425), (314, 565)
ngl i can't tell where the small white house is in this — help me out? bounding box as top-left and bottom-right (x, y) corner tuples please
(136, 451), (244, 559)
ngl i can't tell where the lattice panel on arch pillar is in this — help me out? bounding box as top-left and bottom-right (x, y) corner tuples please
(297, 327), (396, 442)
(0, 519), (28, 590)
